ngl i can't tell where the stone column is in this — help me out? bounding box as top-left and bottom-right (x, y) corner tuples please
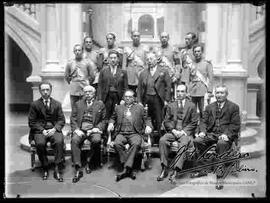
(205, 4), (248, 114)
(204, 4), (222, 68)
(66, 4), (83, 60)
(42, 4), (60, 72)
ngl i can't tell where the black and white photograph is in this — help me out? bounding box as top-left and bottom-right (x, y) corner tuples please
(4, 2), (266, 198)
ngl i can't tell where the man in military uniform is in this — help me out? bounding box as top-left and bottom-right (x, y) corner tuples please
(83, 36), (99, 90)
(123, 31), (149, 95)
(189, 44), (213, 119)
(179, 32), (198, 85)
(154, 32), (181, 100)
(64, 44), (95, 111)
(97, 32), (124, 73)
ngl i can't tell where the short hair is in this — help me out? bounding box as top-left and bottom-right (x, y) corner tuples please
(193, 43), (204, 53)
(39, 81), (52, 90)
(124, 89), (135, 97)
(73, 44), (82, 50)
(106, 32), (116, 40)
(83, 36), (93, 43)
(83, 85), (96, 93)
(215, 84), (229, 94)
(186, 32), (197, 40)
(176, 83), (188, 93)
(160, 32), (169, 39)
(131, 30), (140, 36)
(108, 49), (120, 58)
(146, 51), (158, 59)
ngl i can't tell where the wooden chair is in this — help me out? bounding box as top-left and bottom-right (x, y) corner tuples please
(70, 131), (105, 168)
(106, 131), (152, 171)
(30, 131), (69, 171)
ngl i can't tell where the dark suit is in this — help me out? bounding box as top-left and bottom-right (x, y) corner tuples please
(160, 99), (198, 169)
(97, 66), (128, 119)
(109, 103), (152, 168)
(137, 65), (171, 138)
(28, 97), (65, 168)
(70, 98), (106, 167)
(194, 100), (240, 167)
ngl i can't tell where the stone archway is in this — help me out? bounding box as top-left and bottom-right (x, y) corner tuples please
(6, 36), (33, 111)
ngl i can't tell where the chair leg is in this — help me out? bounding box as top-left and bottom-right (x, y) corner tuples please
(100, 146), (103, 167)
(147, 153), (152, 169)
(141, 153), (146, 171)
(31, 151), (36, 171)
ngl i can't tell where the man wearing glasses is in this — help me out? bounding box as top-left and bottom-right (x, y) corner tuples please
(107, 89), (152, 182)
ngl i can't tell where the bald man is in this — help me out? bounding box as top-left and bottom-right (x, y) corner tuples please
(137, 51), (171, 143)
(154, 32), (181, 99)
(122, 31), (149, 94)
(70, 85), (106, 183)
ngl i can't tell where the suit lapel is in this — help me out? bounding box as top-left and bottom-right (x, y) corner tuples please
(92, 100), (98, 124)
(172, 102), (178, 121)
(212, 102), (218, 120)
(220, 100), (228, 118)
(39, 98), (46, 116)
(115, 67), (121, 82)
(152, 66), (161, 82)
(182, 99), (189, 120)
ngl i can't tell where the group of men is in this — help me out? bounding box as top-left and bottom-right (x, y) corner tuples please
(28, 30), (240, 190)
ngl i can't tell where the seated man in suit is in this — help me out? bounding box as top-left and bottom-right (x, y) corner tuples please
(70, 85), (106, 183)
(28, 81), (65, 182)
(192, 84), (241, 190)
(157, 84), (198, 183)
(107, 89), (153, 182)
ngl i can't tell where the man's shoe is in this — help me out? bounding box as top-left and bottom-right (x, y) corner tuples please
(85, 166), (91, 174)
(115, 171), (128, 182)
(53, 171), (63, 182)
(72, 171), (83, 183)
(215, 177), (224, 190)
(190, 171), (207, 178)
(42, 170), (49, 180)
(168, 170), (177, 184)
(157, 167), (169, 181)
(129, 171), (136, 180)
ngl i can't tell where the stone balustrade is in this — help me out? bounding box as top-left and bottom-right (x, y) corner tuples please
(255, 4), (265, 20)
(15, 3), (37, 19)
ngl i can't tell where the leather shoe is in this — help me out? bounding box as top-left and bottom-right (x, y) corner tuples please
(157, 168), (169, 181)
(215, 177), (224, 190)
(54, 171), (63, 182)
(169, 170), (177, 184)
(129, 171), (136, 180)
(115, 171), (128, 182)
(85, 166), (91, 174)
(72, 171), (83, 183)
(190, 171), (207, 178)
(42, 170), (49, 180)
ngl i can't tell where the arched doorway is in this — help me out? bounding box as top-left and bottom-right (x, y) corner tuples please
(7, 36), (33, 111)
(138, 14), (154, 38)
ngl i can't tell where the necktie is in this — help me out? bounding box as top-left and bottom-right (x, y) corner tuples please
(179, 100), (183, 111)
(218, 102), (221, 111)
(44, 100), (49, 110)
(87, 100), (92, 107)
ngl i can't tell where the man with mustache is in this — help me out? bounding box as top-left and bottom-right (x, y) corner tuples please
(192, 84), (241, 190)
(122, 31), (149, 95)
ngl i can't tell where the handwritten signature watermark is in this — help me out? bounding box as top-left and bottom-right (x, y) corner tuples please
(169, 144), (255, 179)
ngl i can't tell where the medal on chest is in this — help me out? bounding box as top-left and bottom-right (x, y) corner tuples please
(125, 108), (132, 117)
